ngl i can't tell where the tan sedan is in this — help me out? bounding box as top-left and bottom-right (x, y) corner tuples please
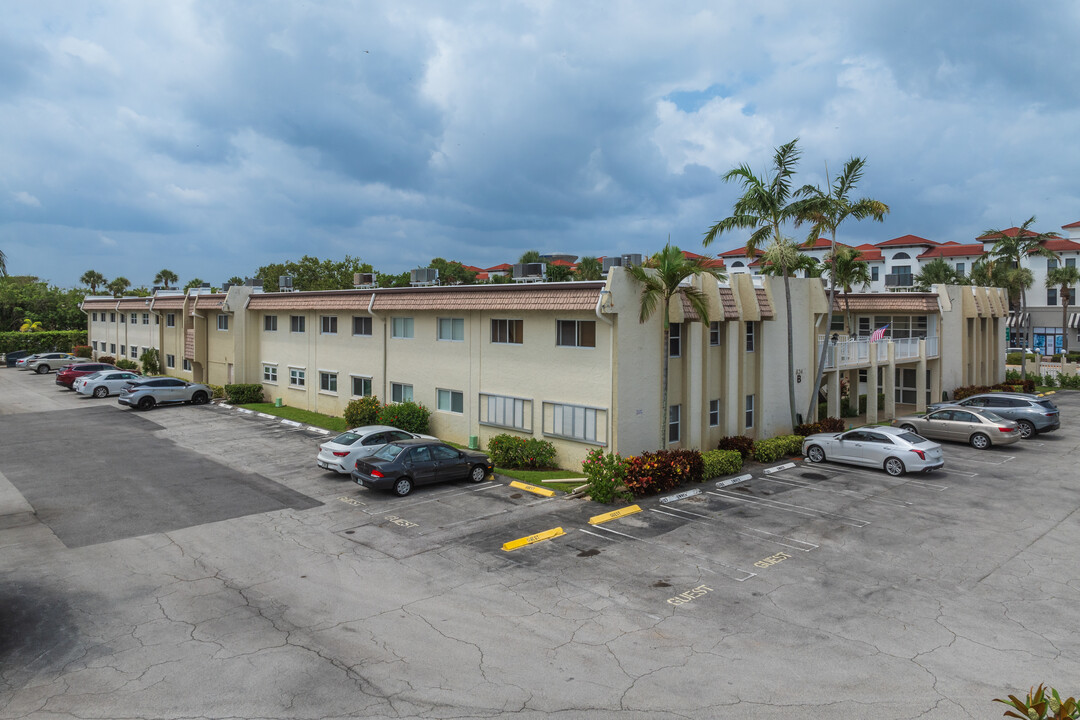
(894, 407), (1021, 450)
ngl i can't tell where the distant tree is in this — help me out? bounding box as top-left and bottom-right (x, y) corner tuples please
(825, 247), (873, 332)
(376, 271), (410, 288)
(518, 250), (543, 264)
(256, 255), (373, 291)
(183, 278), (205, 293)
(429, 258), (477, 285)
(546, 263), (574, 282)
(1046, 265), (1080, 354)
(490, 273), (513, 284)
(107, 277), (131, 298)
(914, 257), (962, 291)
(154, 269), (178, 289)
(758, 241), (819, 278)
(80, 270), (106, 294)
(0, 276), (87, 331)
(226, 276), (244, 286)
(575, 256), (602, 281)
(127, 286), (153, 297)
(19, 318), (43, 332)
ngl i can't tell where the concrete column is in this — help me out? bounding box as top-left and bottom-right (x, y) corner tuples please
(724, 322), (741, 436)
(916, 340), (928, 413)
(883, 343), (897, 420)
(687, 322), (704, 450)
(867, 349), (879, 424)
(826, 369), (840, 419)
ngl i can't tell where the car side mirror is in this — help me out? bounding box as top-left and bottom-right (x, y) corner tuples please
(458, 451), (465, 458)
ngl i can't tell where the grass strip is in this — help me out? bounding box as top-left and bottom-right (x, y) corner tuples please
(238, 403), (347, 432)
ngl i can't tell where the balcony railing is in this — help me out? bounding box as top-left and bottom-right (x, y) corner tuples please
(884, 273), (914, 288)
(818, 336), (938, 369)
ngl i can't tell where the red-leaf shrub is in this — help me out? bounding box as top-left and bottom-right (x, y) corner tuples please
(717, 435), (755, 459)
(623, 449), (703, 497)
(794, 417), (846, 436)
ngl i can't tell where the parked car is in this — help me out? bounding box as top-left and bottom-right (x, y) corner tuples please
(802, 425), (944, 477)
(894, 407), (1020, 449)
(26, 353), (89, 374)
(118, 377), (212, 410)
(74, 370), (143, 398)
(352, 438), (494, 496)
(15, 353), (45, 369)
(928, 393), (1060, 438)
(3, 349), (33, 368)
(317, 425), (437, 475)
(55, 363), (121, 388)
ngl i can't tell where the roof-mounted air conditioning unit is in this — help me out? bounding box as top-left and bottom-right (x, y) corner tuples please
(278, 275), (294, 292)
(621, 253), (643, 268)
(410, 268), (439, 286)
(602, 257), (623, 273)
(353, 272), (376, 288)
(512, 263), (546, 283)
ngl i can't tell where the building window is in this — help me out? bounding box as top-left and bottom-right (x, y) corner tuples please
(290, 315), (306, 333)
(668, 323), (682, 358)
(1067, 258), (1076, 269)
(709, 399), (720, 427)
(120, 345), (125, 355)
(92, 312), (98, 322)
(1049, 258), (1059, 271)
(130, 346), (138, 359)
(263, 364), (277, 382)
(437, 318), (465, 342)
(321, 316), (338, 334)
(709, 321), (721, 346)
(217, 314), (229, 331)
(120, 314), (126, 323)
(545, 402), (602, 443)
(745, 395), (755, 429)
(130, 313), (137, 324)
(289, 367), (306, 387)
(264, 315), (278, 332)
(871, 266), (879, 282)
(166, 354), (176, 369)
(955, 262), (965, 275)
(556, 320), (596, 348)
(437, 389), (464, 413)
(392, 317), (414, 339)
(155, 314), (159, 325)
(352, 316), (372, 336)
(351, 376), (372, 397)
(668, 404), (681, 443)
(391, 382), (413, 403)
(183, 358), (192, 372)
(142, 313), (149, 324)
(480, 394), (532, 431)
(830, 313), (846, 331)
(92, 341), (98, 351)
(110, 343), (116, 354)
(166, 313), (175, 327)
(1048, 288), (1058, 306)
(110, 312), (116, 322)
(491, 319), (523, 344)
(320, 372), (338, 393)
(745, 322), (756, 352)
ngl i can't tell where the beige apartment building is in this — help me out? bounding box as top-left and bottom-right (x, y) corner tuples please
(82, 271), (1008, 467)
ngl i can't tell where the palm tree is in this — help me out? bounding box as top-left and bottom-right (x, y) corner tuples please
(913, 257), (962, 291)
(704, 138), (805, 429)
(80, 269), (107, 294)
(575, 256), (602, 281)
(826, 247), (873, 332)
(154, 269), (179, 289)
(0, 248), (7, 277)
(518, 250), (543, 264)
(626, 242), (727, 447)
(982, 217), (1060, 378)
(106, 277), (131, 298)
(797, 157), (889, 422)
(757, 238), (818, 278)
(1046, 265), (1080, 354)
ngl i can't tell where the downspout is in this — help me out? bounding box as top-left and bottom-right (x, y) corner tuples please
(596, 289), (614, 451)
(368, 292), (386, 402)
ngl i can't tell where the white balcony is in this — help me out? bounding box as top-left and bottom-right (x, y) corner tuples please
(818, 335), (938, 370)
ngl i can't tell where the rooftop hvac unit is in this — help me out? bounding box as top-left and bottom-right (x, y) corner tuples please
(621, 253), (643, 268)
(201, 282), (211, 289)
(245, 277), (263, 287)
(278, 275), (294, 292)
(353, 272), (376, 288)
(410, 268), (439, 286)
(602, 257), (623, 273)
(512, 263), (546, 282)
(222, 283), (233, 291)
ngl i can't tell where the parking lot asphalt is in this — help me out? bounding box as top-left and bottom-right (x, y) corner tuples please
(1, 367), (1079, 719)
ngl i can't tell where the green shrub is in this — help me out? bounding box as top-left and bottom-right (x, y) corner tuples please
(951, 379), (1036, 400)
(1043, 373), (1058, 388)
(115, 358), (138, 371)
(994, 684), (1077, 719)
(702, 449), (742, 479)
(224, 384), (265, 404)
(344, 396), (381, 428)
(857, 393), (887, 414)
(623, 449), (703, 497)
(717, 435), (755, 459)
(486, 434), (558, 469)
(72, 345), (92, 358)
(206, 384), (224, 399)
(0, 330), (86, 354)
(753, 435), (805, 463)
(377, 400), (431, 434)
(1059, 374), (1080, 390)
(581, 448), (631, 504)
(139, 348), (160, 375)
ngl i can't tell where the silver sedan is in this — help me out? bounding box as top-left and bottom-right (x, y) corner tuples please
(894, 407), (1021, 449)
(74, 370), (143, 398)
(316, 425), (437, 475)
(802, 425), (944, 476)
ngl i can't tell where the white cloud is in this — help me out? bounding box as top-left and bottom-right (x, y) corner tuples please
(56, 36), (120, 73)
(652, 97), (773, 174)
(99, 234), (117, 247)
(13, 191), (41, 207)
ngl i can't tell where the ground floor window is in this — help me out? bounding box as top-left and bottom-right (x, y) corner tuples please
(320, 372), (337, 393)
(668, 404), (681, 443)
(543, 402), (606, 444)
(745, 395), (755, 429)
(166, 354), (175, 369)
(351, 376), (372, 397)
(437, 389), (464, 413)
(391, 382), (413, 403)
(1034, 327), (1063, 354)
(709, 399), (720, 426)
(289, 367), (305, 387)
(263, 364), (276, 382)
(182, 359), (192, 372)
(480, 394), (532, 432)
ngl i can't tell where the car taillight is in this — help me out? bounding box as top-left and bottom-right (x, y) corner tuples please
(370, 470), (384, 478)
(332, 451), (349, 457)
(998, 426), (1014, 432)
(909, 448), (926, 460)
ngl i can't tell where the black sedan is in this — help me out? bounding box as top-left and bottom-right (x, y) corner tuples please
(352, 438), (494, 496)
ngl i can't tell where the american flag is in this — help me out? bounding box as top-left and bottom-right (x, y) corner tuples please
(870, 324), (889, 342)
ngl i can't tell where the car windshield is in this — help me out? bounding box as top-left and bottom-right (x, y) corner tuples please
(331, 432), (361, 446)
(897, 431), (929, 444)
(372, 444), (404, 461)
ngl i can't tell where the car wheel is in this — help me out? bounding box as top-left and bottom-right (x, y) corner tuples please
(92, 386), (109, 398)
(470, 465), (487, 483)
(884, 457), (906, 477)
(392, 477), (413, 497)
(806, 445), (826, 463)
(137, 396), (155, 411)
(191, 391), (209, 405)
(1016, 420), (1036, 439)
(970, 433), (991, 450)
(899, 424), (917, 433)
(36, 365), (49, 374)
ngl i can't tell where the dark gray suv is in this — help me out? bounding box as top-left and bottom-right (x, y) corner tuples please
(929, 393), (1060, 438)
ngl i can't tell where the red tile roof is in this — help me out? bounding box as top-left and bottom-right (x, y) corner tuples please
(876, 234), (938, 248)
(852, 243), (884, 262)
(151, 296), (186, 310)
(918, 244), (985, 259)
(976, 226), (1045, 242)
(718, 246), (765, 258)
(1041, 238), (1080, 252)
(1062, 220), (1080, 229)
(485, 263), (513, 272)
(804, 238), (853, 250)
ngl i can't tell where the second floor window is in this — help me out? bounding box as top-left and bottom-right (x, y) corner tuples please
(217, 315), (229, 331)
(438, 318), (465, 342)
(321, 316), (338, 334)
(352, 316), (372, 336)
(745, 322), (756, 352)
(392, 317), (414, 339)
(290, 315), (305, 333)
(491, 319), (523, 344)
(556, 320), (596, 348)
(264, 315), (278, 331)
(668, 323), (681, 358)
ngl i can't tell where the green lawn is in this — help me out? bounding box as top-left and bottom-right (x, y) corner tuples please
(237, 403), (348, 432)
(495, 468), (586, 494)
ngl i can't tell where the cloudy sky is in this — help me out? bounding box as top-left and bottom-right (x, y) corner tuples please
(2, 1), (1079, 289)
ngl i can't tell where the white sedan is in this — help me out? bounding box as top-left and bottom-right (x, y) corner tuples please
(74, 370), (143, 398)
(316, 425), (437, 475)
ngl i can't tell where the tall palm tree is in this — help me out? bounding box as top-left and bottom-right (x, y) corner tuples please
(1046, 265), (1080, 354)
(80, 269), (107, 294)
(757, 240), (820, 278)
(826, 247), (873, 332)
(575, 256), (602, 281)
(626, 242), (727, 447)
(913, 257), (962, 291)
(704, 138), (805, 428)
(107, 276), (131, 298)
(982, 217), (1059, 378)
(154, 269), (178, 289)
(797, 158), (889, 422)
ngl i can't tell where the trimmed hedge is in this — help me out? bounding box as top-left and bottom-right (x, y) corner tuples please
(377, 400), (431, 434)
(486, 434), (557, 469)
(624, 449), (704, 497)
(207, 384), (225, 399)
(952, 380), (1036, 400)
(115, 358), (138, 371)
(225, 384), (265, 404)
(0, 331), (86, 355)
(794, 417), (846, 436)
(717, 435), (755, 459)
(73, 345), (92, 358)
(752, 435), (805, 463)
(702, 449), (743, 479)
(344, 396), (381, 428)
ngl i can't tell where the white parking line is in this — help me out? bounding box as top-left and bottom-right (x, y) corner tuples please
(760, 475), (913, 508)
(586, 526), (756, 581)
(938, 451), (1016, 465)
(807, 464), (951, 491)
(707, 489), (871, 527)
(648, 507), (817, 552)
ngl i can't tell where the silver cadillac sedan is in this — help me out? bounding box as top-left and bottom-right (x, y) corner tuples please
(802, 425), (944, 476)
